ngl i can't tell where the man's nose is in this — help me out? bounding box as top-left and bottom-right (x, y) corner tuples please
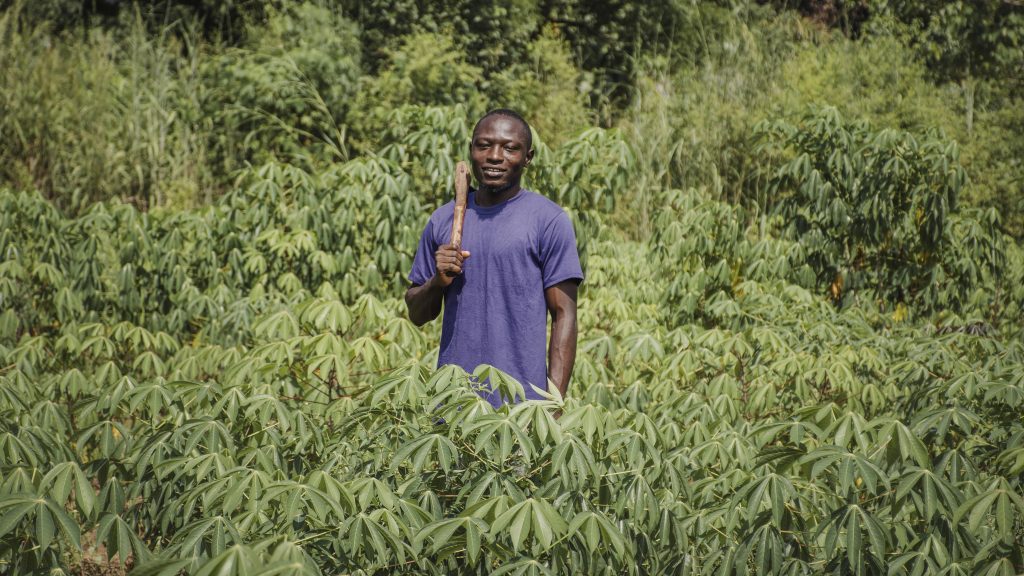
(486, 145), (503, 162)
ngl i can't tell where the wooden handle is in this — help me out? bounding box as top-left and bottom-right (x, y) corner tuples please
(450, 161), (470, 250)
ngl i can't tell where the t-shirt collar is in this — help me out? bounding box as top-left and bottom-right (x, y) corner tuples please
(469, 188), (529, 214)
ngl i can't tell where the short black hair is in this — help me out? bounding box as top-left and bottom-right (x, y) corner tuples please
(472, 108), (533, 151)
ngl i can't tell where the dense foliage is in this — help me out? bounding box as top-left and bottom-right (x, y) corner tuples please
(2, 0), (1023, 232)
(3, 108), (1024, 573)
(1, 0), (1023, 574)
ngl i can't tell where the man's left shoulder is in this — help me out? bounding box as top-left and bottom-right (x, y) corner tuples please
(520, 189), (572, 220)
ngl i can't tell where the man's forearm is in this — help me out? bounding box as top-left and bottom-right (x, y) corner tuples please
(405, 277), (444, 326)
(547, 311), (577, 397)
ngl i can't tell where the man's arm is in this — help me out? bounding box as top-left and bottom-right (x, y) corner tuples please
(545, 280), (579, 398)
(405, 277), (444, 326)
(405, 243), (469, 326)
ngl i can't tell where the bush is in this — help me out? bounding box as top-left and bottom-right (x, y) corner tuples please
(756, 106), (1005, 314)
(347, 33), (485, 155)
(199, 4), (361, 180)
(488, 27), (593, 147)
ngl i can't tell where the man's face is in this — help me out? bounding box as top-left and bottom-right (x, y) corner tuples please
(470, 115), (534, 194)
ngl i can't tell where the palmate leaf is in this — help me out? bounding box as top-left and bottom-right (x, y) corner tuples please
(391, 434), (459, 475)
(194, 545), (264, 576)
(620, 331), (664, 364)
(799, 445), (890, 496)
(154, 538), (321, 576)
(0, 493), (81, 552)
(567, 509), (627, 558)
(910, 403), (982, 444)
(953, 478), (1024, 543)
(341, 512), (409, 566)
(994, 446), (1024, 475)
(464, 414), (536, 465)
(888, 531), (954, 576)
(490, 558), (555, 576)
(95, 512), (153, 565)
(490, 497), (569, 554)
(345, 477), (395, 511)
(300, 297), (353, 333)
(425, 363), (471, 394)
(262, 479), (350, 528)
(304, 331), (347, 359)
(244, 393), (294, 433)
(257, 539), (323, 576)
(413, 516), (488, 564)
(212, 386), (250, 423)
(429, 385), (493, 426)
(372, 367), (428, 408)
(751, 419), (823, 450)
(129, 557), (193, 576)
(254, 309), (301, 340)
(728, 523), (786, 576)
(728, 472), (801, 530)
(169, 380), (225, 411)
(167, 514), (243, 560)
(894, 466), (962, 523)
(462, 495), (514, 525)
(510, 399), (563, 446)
(874, 418), (931, 468)
(816, 503), (889, 576)
(172, 418), (236, 454)
(982, 379), (1024, 408)
(159, 452), (236, 490)
(76, 419), (131, 459)
(190, 466), (277, 516)
(617, 473), (663, 530)
(689, 430), (756, 470)
(548, 435), (599, 490)
(351, 336), (388, 370)
(40, 460), (95, 518)
(605, 427), (659, 471)
(473, 364), (527, 405)
(559, 403), (610, 446)
(126, 381), (178, 417)
(822, 410), (873, 451)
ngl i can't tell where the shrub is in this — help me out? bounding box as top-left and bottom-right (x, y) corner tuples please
(347, 33), (485, 155)
(199, 4), (361, 179)
(756, 106), (1005, 313)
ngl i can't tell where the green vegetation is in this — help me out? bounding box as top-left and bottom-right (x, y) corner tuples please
(1, 1), (1023, 574)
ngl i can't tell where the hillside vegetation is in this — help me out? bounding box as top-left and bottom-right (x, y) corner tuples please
(1, 1), (1023, 574)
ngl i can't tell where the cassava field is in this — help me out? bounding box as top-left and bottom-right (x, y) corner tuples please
(1, 1), (1024, 575)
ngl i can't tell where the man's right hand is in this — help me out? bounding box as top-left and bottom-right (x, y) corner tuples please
(433, 243), (471, 287)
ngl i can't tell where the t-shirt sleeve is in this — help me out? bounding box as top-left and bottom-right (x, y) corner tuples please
(408, 217), (437, 286)
(539, 210), (584, 289)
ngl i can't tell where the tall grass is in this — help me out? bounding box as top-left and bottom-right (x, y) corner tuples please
(0, 4), (211, 212)
(618, 7), (806, 240)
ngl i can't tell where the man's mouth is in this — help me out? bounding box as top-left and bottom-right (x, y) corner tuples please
(482, 168), (505, 179)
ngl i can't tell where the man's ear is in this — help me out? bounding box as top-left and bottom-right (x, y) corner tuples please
(525, 148), (535, 166)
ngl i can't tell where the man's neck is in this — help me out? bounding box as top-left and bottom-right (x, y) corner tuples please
(475, 184), (522, 208)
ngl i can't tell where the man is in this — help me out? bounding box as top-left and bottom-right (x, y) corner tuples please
(405, 109), (583, 407)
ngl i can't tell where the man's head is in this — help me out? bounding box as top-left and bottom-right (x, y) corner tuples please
(470, 109), (535, 196)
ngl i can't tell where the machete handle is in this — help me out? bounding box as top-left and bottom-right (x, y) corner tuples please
(450, 161), (470, 250)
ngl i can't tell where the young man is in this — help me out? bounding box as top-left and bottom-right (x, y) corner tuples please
(405, 109), (583, 407)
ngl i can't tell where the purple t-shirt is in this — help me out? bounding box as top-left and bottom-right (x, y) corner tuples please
(409, 189), (584, 406)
